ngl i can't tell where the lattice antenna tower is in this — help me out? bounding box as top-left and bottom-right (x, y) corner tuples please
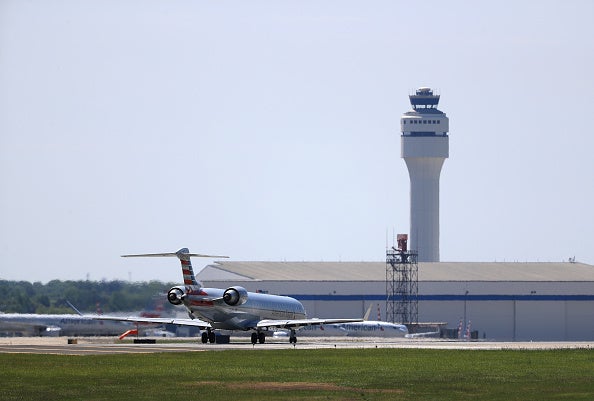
(386, 234), (418, 324)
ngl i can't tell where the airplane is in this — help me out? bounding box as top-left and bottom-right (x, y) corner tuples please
(0, 312), (131, 337)
(332, 305), (409, 337)
(274, 305), (409, 338)
(95, 248), (362, 344)
(0, 298), (175, 338)
(273, 322), (348, 338)
(334, 320), (409, 337)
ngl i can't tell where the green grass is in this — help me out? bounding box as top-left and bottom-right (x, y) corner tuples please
(2, 349), (594, 400)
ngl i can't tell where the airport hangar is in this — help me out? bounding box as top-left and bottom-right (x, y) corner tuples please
(197, 260), (594, 341)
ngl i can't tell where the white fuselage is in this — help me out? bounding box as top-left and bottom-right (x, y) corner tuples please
(333, 321), (409, 337)
(0, 313), (131, 336)
(182, 286), (307, 330)
(276, 323), (347, 337)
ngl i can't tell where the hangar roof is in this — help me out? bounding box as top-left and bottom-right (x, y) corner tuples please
(197, 261), (594, 282)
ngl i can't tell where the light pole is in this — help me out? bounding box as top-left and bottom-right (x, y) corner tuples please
(463, 290), (469, 330)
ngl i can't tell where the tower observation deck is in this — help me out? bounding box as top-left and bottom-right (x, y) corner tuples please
(401, 87), (449, 262)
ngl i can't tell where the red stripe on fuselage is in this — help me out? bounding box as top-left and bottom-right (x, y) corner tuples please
(186, 289), (208, 296)
(189, 299), (214, 307)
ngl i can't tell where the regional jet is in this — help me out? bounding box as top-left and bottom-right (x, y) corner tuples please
(0, 312), (131, 337)
(279, 305), (409, 338)
(331, 304), (409, 337)
(0, 300), (171, 337)
(95, 248), (362, 344)
(273, 322), (348, 337)
(334, 321), (409, 337)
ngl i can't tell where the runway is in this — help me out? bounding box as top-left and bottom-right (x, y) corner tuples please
(0, 337), (593, 355)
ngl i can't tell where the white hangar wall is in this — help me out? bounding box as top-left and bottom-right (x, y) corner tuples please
(197, 262), (594, 341)
(419, 280), (594, 341)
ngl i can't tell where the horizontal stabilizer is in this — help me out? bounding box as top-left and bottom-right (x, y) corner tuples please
(122, 248), (229, 259)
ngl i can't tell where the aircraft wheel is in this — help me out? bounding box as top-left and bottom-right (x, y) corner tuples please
(289, 336), (297, 344)
(208, 332), (216, 343)
(251, 332), (258, 344)
(201, 332), (208, 344)
(258, 332), (266, 344)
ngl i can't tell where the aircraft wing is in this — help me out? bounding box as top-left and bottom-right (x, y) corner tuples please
(256, 318), (362, 330)
(93, 316), (361, 331)
(93, 316), (212, 329)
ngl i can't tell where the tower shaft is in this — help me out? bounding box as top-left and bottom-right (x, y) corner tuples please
(404, 154), (446, 262)
(400, 88), (449, 262)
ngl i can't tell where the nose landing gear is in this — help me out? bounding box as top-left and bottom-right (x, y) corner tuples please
(289, 329), (297, 344)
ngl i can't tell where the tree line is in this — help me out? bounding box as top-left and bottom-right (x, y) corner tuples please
(0, 280), (177, 314)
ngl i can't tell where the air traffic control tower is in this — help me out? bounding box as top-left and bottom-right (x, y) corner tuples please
(401, 87), (449, 262)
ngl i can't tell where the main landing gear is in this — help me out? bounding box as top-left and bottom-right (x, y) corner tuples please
(201, 328), (216, 344)
(251, 329), (297, 344)
(202, 329), (299, 345)
(251, 331), (266, 344)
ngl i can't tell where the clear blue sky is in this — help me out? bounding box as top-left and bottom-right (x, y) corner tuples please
(1, 1), (593, 283)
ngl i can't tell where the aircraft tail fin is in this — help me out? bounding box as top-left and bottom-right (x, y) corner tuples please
(66, 300), (84, 316)
(363, 304), (373, 321)
(122, 248), (229, 286)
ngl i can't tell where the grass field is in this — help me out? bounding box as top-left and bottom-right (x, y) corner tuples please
(2, 348), (594, 400)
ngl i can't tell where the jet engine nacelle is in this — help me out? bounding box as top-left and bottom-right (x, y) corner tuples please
(167, 287), (185, 306)
(223, 286), (248, 306)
